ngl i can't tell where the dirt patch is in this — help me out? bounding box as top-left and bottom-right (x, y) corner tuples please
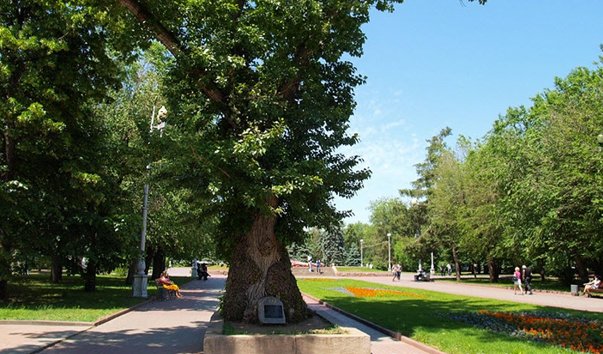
(224, 314), (343, 335)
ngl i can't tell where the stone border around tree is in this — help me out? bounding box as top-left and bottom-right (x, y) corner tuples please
(203, 313), (371, 354)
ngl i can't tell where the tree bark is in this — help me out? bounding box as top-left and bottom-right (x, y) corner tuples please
(151, 247), (165, 280)
(125, 260), (136, 285)
(83, 260), (97, 292)
(117, 0), (182, 56)
(3, 125), (15, 180)
(51, 255), (62, 283)
(222, 209), (309, 323)
(487, 258), (499, 282)
(575, 256), (589, 283)
(452, 245), (461, 281)
(0, 279), (6, 301)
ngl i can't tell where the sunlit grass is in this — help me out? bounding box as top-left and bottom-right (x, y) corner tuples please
(208, 264), (229, 272)
(336, 266), (386, 273)
(439, 274), (569, 292)
(298, 278), (602, 354)
(0, 273), (187, 322)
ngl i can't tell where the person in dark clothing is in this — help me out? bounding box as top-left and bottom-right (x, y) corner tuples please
(199, 262), (210, 280)
(522, 265), (533, 295)
(196, 261), (203, 280)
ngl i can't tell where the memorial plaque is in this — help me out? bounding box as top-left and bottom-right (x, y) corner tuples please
(258, 296), (286, 324)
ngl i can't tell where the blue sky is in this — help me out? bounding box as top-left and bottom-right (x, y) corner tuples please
(336, 0), (603, 224)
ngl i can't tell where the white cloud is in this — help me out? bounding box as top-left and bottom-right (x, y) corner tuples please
(335, 93), (426, 223)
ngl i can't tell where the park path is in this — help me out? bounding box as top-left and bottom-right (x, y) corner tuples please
(342, 273), (603, 313)
(37, 272), (222, 354)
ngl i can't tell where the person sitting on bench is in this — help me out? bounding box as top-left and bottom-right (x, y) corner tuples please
(158, 271), (183, 298)
(583, 274), (601, 297)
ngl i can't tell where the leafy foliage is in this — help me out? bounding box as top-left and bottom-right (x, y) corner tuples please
(317, 228), (346, 266)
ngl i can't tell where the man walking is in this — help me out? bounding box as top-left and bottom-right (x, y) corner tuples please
(522, 265), (533, 295)
(392, 263), (401, 281)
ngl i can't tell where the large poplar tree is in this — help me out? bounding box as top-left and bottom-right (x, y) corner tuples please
(114, 0), (406, 323)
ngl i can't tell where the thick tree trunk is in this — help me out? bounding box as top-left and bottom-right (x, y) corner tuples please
(0, 279), (7, 301)
(452, 246), (461, 281)
(0, 237), (10, 300)
(3, 136), (15, 180)
(151, 247), (165, 280)
(125, 260), (136, 285)
(222, 209), (308, 323)
(487, 258), (499, 282)
(51, 255), (62, 283)
(576, 256), (589, 283)
(83, 260), (96, 292)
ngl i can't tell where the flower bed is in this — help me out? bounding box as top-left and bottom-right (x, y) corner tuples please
(450, 310), (603, 353)
(331, 286), (426, 299)
(323, 284), (428, 299)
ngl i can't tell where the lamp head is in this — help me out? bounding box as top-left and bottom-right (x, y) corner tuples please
(157, 106), (168, 121)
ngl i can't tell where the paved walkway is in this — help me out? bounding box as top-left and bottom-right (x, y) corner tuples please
(1, 270), (223, 354)
(344, 273), (603, 313)
(1, 323), (92, 354)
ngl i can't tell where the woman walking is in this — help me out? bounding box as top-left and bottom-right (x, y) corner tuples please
(513, 266), (523, 295)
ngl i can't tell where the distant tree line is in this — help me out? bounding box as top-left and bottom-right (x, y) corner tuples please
(340, 58), (603, 285)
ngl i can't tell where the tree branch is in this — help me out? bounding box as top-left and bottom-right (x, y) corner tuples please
(118, 0), (228, 109)
(278, 42), (316, 101)
(117, 0), (183, 56)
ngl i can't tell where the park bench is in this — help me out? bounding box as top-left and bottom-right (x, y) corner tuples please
(586, 288), (603, 298)
(155, 279), (176, 301)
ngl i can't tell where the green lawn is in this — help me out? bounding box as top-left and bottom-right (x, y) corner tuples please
(439, 274), (570, 293)
(208, 264), (229, 272)
(298, 278), (603, 354)
(336, 266), (386, 273)
(0, 273), (188, 322)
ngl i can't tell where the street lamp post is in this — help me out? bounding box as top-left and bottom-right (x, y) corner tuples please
(132, 105), (167, 298)
(387, 233), (391, 272)
(360, 239), (364, 267)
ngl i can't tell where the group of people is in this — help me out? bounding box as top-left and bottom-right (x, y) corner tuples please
(513, 265), (601, 297)
(439, 263), (452, 276)
(512, 265), (533, 295)
(307, 256), (322, 273)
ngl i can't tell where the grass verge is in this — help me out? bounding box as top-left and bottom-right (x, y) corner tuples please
(223, 322), (346, 335)
(0, 273), (187, 322)
(337, 266), (386, 273)
(298, 278), (603, 354)
(438, 275), (570, 292)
